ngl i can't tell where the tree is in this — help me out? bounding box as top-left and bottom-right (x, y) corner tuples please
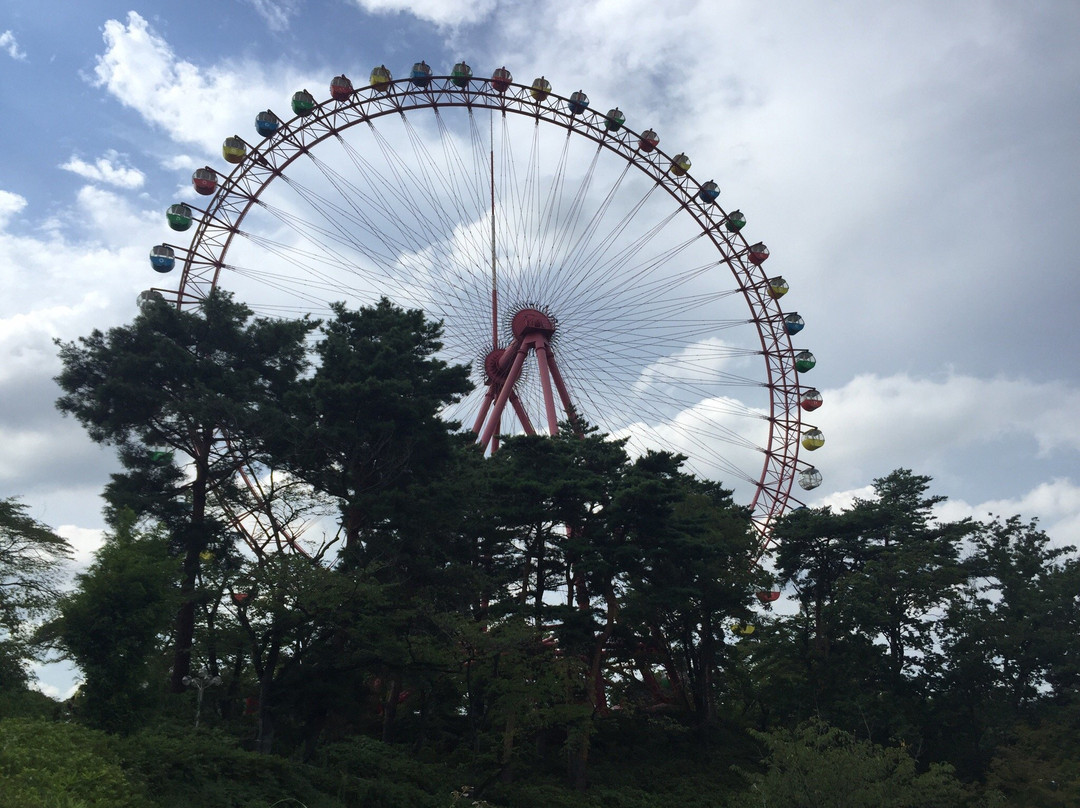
(0, 497), (71, 690)
(772, 470), (970, 744)
(242, 298), (475, 751)
(842, 470), (970, 684)
(265, 298), (472, 558)
(934, 516), (1080, 778)
(55, 290), (315, 691)
(51, 511), (177, 733)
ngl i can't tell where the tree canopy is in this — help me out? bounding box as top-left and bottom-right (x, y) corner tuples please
(21, 292), (1078, 807)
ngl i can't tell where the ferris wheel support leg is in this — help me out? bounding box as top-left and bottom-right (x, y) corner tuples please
(545, 353), (580, 433)
(508, 390), (536, 435)
(472, 387), (497, 436)
(479, 346), (529, 449)
(534, 341), (560, 436)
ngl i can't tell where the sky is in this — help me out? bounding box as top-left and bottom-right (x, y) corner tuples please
(2, 1), (1079, 694)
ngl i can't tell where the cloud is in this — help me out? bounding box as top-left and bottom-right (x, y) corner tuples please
(0, 190), (27, 227)
(59, 151), (145, 189)
(0, 30), (26, 61)
(0, 183), (161, 528)
(246, 0), (302, 31)
(348, 0), (497, 27)
(811, 477), (1080, 551)
(941, 479), (1080, 549)
(91, 12), (311, 155)
(57, 524), (107, 569)
(815, 372), (1080, 483)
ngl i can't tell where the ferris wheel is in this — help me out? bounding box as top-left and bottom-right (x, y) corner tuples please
(145, 62), (824, 555)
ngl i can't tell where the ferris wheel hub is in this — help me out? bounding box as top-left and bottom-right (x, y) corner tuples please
(483, 347), (509, 384)
(510, 307), (556, 340)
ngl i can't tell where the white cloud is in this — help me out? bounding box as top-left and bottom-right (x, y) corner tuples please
(812, 372), (1080, 492)
(57, 524), (107, 569)
(160, 153), (200, 172)
(937, 479), (1080, 549)
(807, 477), (1080, 552)
(246, 0), (302, 31)
(349, 0), (497, 27)
(0, 189), (27, 227)
(0, 30), (26, 61)
(91, 12), (312, 155)
(0, 182), (162, 531)
(60, 150), (145, 189)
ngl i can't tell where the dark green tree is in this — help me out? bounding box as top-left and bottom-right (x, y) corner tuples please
(934, 516), (1080, 778)
(55, 291), (315, 691)
(843, 469), (970, 684)
(50, 511), (177, 733)
(246, 299), (476, 751)
(771, 470), (970, 744)
(266, 298), (472, 558)
(0, 497), (71, 692)
(616, 459), (756, 727)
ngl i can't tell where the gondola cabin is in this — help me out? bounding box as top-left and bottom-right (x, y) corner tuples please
(166, 203), (192, 232)
(222, 136), (247, 164)
(192, 167), (218, 196)
(567, 91), (589, 114)
(137, 290), (165, 311)
(491, 67), (512, 93)
(794, 350), (817, 373)
(639, 129), (659, 152)
(802, 428), (825, 451)
(147, 445), (174, 462)
(800, 388), (823, 412)
(670, 153), (691, 176)
(698, 180), (720, 203)
(604, 107), (625, 132)
(330, 74), (354, 101)
(149, 245), (175, 273)
(799, 467), (823, 490)
(725, 210), (746, 233)
(767, 276), (789, 299)
(369, 66), (392, 92)
(291, 89), (316, 116)
(784, 313), (805, 335)
(411, 61), (432, 87)
(530, 77), (551, 101)
(451, 62), (473, 87)
(255, 110), (280, 137)
(748, 242), (770, 266)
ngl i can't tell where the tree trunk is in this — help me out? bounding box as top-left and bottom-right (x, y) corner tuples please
(170, 442), (210, 693)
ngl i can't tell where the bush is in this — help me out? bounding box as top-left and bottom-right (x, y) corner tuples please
(0, 718), (144, 807)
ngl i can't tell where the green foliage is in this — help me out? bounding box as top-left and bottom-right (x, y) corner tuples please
(768, 470), (972, 742)
(55, 290), (317, 692)
(734, 720), (975, 808)
(43, 285), (1080, 805)
(266, 297), (472, 556)
(50, 511), (177, 733)
(934, 516), (1080, 777)
(0, 718), (144, 807)
(117, 726), (358, 808)
(0, 497), (72, 686)
(987, 709), (1080, 807)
